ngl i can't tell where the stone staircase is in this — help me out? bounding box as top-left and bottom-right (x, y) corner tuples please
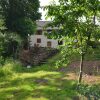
(19, 47), (58, 66)
(31, 47), (58, 65)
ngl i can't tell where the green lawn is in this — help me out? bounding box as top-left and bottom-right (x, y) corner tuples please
(0, 62), (79, 100)
(0, 47), (100, 100)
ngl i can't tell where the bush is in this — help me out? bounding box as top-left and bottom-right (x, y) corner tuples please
(0, 63), (13, 77)
(77, 84), (100, 100)
(0, 60), (23, 78)
(0, 32), (22, 59)
(0, 56), (5, 66)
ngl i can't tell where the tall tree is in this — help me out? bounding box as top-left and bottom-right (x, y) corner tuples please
(0, 19), (22, 60)
(0, 0), (41, 39)
(45, 0), (100, 83)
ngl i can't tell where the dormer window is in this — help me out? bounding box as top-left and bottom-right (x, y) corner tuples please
(47, 29), (52, 34)
(36, 30), (42, 35)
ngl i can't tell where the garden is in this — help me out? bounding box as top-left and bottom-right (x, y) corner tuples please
(0, 0), (100, 100)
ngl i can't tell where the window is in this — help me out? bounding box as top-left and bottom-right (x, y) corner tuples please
(47, 29), (52, 34)
(36, 30), (42, 35)
(58, 40), (63, 45)
(37, 38), (41, 43)
(47, 41), (52, 47)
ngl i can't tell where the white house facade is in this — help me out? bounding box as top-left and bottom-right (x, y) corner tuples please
(30, 21), (62, 48)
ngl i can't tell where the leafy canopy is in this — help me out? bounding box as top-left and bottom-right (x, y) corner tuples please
(45, 0), (100, 67)
(0, 0), (41, 38)
(45, 0), (100, 50)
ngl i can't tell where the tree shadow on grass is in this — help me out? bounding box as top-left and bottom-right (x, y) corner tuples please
(0, 69), (79, 100)
(21, 73), (79, 100)
(0, 87), (33, 100)
(31, 79), (78, 100)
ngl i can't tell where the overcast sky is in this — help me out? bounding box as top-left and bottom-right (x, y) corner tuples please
(39, 0), (52, 20)
(39, 0), (59, 20)
(40, 0), (49, 6)
(39, 0), (100, 25)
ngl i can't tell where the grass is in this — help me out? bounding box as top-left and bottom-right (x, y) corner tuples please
(0, 60), (100, 100)
(0, 46), (100, 100)
(71, 47), (100, 61)
(0, 61), (79, 100)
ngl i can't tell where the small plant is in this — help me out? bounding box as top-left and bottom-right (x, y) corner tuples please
(77, 84), (100, 100)
(0, 64), (13, 77)
(0, 56), (5, 66)
(0, 60), (23, 78)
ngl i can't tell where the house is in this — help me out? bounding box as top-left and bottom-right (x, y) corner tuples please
(30, 21), (63, 48)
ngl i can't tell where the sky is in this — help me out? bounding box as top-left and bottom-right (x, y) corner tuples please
(39, 0), (100, 25)
(39, 0), (52, 20)
(39, 0), (59, 20)
(40, 0), (52, 6)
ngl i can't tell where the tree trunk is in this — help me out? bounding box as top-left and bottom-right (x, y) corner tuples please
(78, 53), (85, 83)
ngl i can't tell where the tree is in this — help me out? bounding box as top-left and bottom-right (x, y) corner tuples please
(0, 21), (21, 59)
(11, 17), (36, 39)
(0, 19), (22, 61)
(45, 0), (100, 83)
(0, 0), (41, 39)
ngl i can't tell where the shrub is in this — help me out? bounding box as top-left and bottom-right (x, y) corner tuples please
(77, 84), (100, 100)
(0, 56), (5, 66)
(0, 60), (23, 78)
(0, 63), (13, 77)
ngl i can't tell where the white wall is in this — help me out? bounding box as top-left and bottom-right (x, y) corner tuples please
(30, 21), (59, 48)
(30, 35), (58, 48)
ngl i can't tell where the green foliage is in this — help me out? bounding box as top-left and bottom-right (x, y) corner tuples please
(0, 19), (6, 31)
(0, 60), (78, 100)
(0, 0), (41, 38)
(11, 17), (36, 39)
(55, 47), (75, 68)
(0, 60), (22, 77)
(0, 32), (22, 59)
(0, 59), (99, 100)
(45, 0), (100, 83)
(0, 64), (13, 77)
(0, 0), (41, 21)
(0, 56), (5, 66)
(0, 18), (22, 60)
(77, 84), (100, 100)
(45, 0), (100, 53)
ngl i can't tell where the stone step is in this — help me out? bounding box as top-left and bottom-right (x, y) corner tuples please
(19, 47), (59, 66)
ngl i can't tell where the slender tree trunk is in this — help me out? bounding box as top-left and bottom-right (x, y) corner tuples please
(78, 52), (85, 83)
